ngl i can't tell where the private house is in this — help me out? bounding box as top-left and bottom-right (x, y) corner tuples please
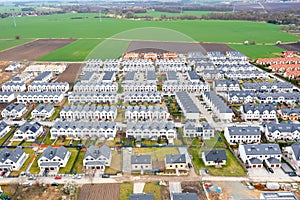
(32, 71), (53, 83)
(175, 92), (200, 120)
(68, 92), (117, 104)
(60, 105), (117, 121)
(284, 71), (300, 79)
(284, 143), (300, 170)
(256, 57), (300, 65)
(126, 122), (176, 139)
(201, 70), (224, 80)
(213, 80), (240, 92)
(264, 122), (300, 141)
(124, 71), (136, 83)
(241, 104), (277, 121)
(0, 147), (28, 172)
(28, 82), (69, 93)
(5, 61), (21, 72)
(102, 71), (116, 82)
(162, 81), (210, 94)
(207, 51), (226, 62)
(0, 121), (10, 139)
(157, 59), (191, 72)
(194, 62), (215, 72)
(270, 64), (300, 72)
(172, 193), (197, 200)
(2, 82), (26, 92)
(215, 63), (256, 72)
(130, 194), (154, 200)
(73, 82), (117, 93)
(203, 92), (234, 121)
(183, 122), (214, 139)
(11, 73), (33, 83)
(123, 91), (161, 104)
(125, 106), (170, 121)
(224, 71), (269, 80)
(0, 92), (16, 103)
(228, 91), (255, 104)
(226, 51), (248, 61)
(131, 155), (152, 173)
(260, 192), (298, 200)
(202, 149), (227, 167)
(187, 70), (200, 82)
(242, 82), (293, 93)
(1, 103), (26, 119)
(122, 59), (155, 72)
(278, 107), (300, 121)
(82, 59), (103, 73)
(17, 92), (64, 104)
(13, 122), (43, 141)
(38, 146), (71, 172)
(31, 104), (55, 119)
(239, 144), (282, 168)
(146, 71), (157, 83)
(123, 82), (157, 92)
(50, 121), (116, 139)
(257, 92), (300, 105)
(165, 154), (188, 174)
(224, 125), (261, 145)
(83, 145), (111, 171)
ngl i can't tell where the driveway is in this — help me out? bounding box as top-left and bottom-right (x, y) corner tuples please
(248, 167), (291, 180)
(133, 182), (145, 194)
(169, 182), (182, 193)
(122, 148), (132, 173)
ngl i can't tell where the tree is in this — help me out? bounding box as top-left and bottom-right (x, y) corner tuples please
(61, 181), (76, 195)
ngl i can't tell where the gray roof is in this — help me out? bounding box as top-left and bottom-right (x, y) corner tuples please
(249, 158), (262, 165)
(18, 122), (42, 134)
(257, 92), (300, 101)
(147, 71), (156, 81)
(130, 194), (154, 200)
(227, 126), (260, 136)
(172, 193), (198, 200)
(204, 150), (227, 162)
(0, 121), (9, 133)
(266, 122), (300, 133)
(267, 157), (280, 164)
(165, 154), (186, 164)
(2, 82), (25, 87)
(241, 144), (281, 156)
(84, 145), (111, 160)
(127, 122), (174, 131)
(5, 103), (26, 112)
(214, 79), (239, 87)
(243, 103), (276, 114)
(187, 70), (200, 80)
(33, 71), (52, 81)
(281, 107), (300, 116)
(102, 71), (114, 80)
(204, 92), (233, 114)
(52, 121), (116, 130)
(126, 105), (168, 113)
(125, 72), (135, 81)
(81, 72), (94, 81)
(184, 122), (213, 131)
(40, 146), (69, 160)
(131, 155), (151, 164)
(242, 81), (293, 91)
(39, 162), (60, 167)
(260, 192), (298, 200)
(0, 147), (25, 164)
(291, 143), (300, 161)
(34, 104), (54, 113)
(166, 71), (178, 81)
(176, 92), (200, 114)
(228, 91), (255, 99)
(61, 105), (116, 113)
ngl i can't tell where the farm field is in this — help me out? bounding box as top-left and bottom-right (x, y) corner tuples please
(0, 39), (32, 51)
(134, 10), (221, 18)
(78, 184), (120, 200)
(56, 63), (83, 83)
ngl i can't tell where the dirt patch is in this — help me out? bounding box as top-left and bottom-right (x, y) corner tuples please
(181, 181), (207, 200)
(125, 41), (206, 54)
(0, 39), (76, 61)
(56, 63), (82, 83)
(78, 183), (120, 200)
(200, 43), (234, 54)
(277, 42), (300, 52)
(161, 185), (171, 200)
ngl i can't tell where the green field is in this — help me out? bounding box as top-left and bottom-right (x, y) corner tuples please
(0, 39), (32, 51)
(134, 10), (217, 18)
(228, 44), (284, 59)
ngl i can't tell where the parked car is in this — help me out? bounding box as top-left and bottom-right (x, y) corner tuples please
(288, 171), (297, 177)
(72, 174), (82, 179)
(102, 174), (110, 178)
(51, 182), (59, 186)
(28, 176), (36, 180)
(267, 168), (274, 174)
(54, 175), (62, 180)
(22, 182), (32, 187)
(188, 163), (193, 169)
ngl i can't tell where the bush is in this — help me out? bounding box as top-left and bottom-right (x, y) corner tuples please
(15, 35), (20, 40)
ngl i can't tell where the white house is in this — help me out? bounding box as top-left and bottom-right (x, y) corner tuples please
(213, 80), (240, 92)
(2, 82), (26, 92)
(175, 92), (201, 120)
(202, 149), (227, 167)
(264, 122), (300, 141)
(0, 121), (10, 139)
(0, 147), (28, 172)
(32, 71), (53, 83)
(284, 143), (300, 170)
(123, 92), (161, 104)
(1, 103), (27, 119)
(239, 144), (282, 168)
(83, 145), (111, 171)
(162, 81), (210, 94)
(183, 122), (214, 139)
(73, 82), (117, 92)
(165, 154), (188, 174)
(13, 122), (43, 141)
(0, 92), (16, 103)
(17, 92), (64, 104)
(224, 125), (261, 145)
(28, 82), (69, 93)
(68, 92), (117, 104)
(123, 82), (157, 92)
(241, 103), (277, 121)
(125, 105), (170, 121)
(38, 146), (71, 172)
(228, 91), (255, 104)
(131, 154), (152, 173)
(31, 104), (55, 119)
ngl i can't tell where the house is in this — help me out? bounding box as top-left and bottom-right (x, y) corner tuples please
(0, 147), (28, 172)
(130, 194), (154, 200)
(38, 146), (71, 172)
(278, 107), (300, 121)
(50, 121), (116, 139)
(82, 59), (103, 73)
(123, 92), (161, 104)
(1, 103), (27, 119)
(131, 155), (152, 173)
(5, 62), (21, 72)
(264, 122), (300, 141)
(32, 71), (53, 83)
(28, 82), (69, 93)
(81, 72), (96, 83)
(207, 51), (226, 62)
(260, 192), (298, 200)
(213, 80), (240, 92)
(102, 71), (116, 82)
(68, 92), (117, 104)
(242, 82), (293, 93)
(83, 145), (111, 171)
(125, 105), (170, 121)
(162, 81), (210, 94)
(0, 92), (16, 103)
(203, 92), (234, 121)
(123, 82), (157, 92)
(224, 125), (261, 145)
(13, 122), (43, 141)
(187, 70), (200, 82)
(202, 149), (227, 167)
(165, 154), (188, 173)
(228, 91), (255, 104)
(201, 70), (224, 80)
(122, 59), (155, 72)
(239, 144), (282, 168)
(241, 104), (277, 121)
(284, 143), (300, 170)
(183, 122), (214, 139)
(146, 71), (157, 83)
(256, 92), (300, 105)
(126, 122), (176, 139)
(172, 193), (197, 200)
(124, 72), (136, 83)
(256, 57), (300, 65)
(73, 82), (117, 93)
(194, 62), (215, 72)
(0, 121), (10, 139)
(224, 70), (268, 80)
(17, 92), (64, 104)
(60, 105), (117, 121)
(226, 51), (248, 61)
(11, 73), (33, 83)
(175, 92), (200, 120)
(31, 104), (55, 119)
(2, 82), (26, 92)
(157, 59), (190, 72)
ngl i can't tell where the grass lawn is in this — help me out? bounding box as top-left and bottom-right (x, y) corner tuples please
(29, 153), (40, 174)
(109, 150), (122, 173)
(43, 132), (54, 145)
(48, 107), (61, 121)
(58, 148), (79, 174)
(10, 148), (35, 176)
(134, 10), (219, 18)
(72, 150), (84, 174)
(228, 44), (285, 59)
(143, 182), (161, 200)
(120, 182), (133, 200)
(21, 141), (33, 147)
(133, 147), (179, 161)
(0, 39), (32, 51)
(11, 141), (21, 146)
(115, 108), (124, 122)
(0, 128), (15, 145)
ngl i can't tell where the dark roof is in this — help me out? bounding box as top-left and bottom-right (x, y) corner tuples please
(242, 144), (281, 156)
(172, 193), (197, 200)
(102, 71), (114, 80)
(204, 150), (227, 162)
(130, 193), (154, 200)
(147, 71), (156, 81)
(187, 70), (200, 80)
(125, 72), (135, 81)
(291, 143), (300, 161)
(33, 71), (52, 81)
(249, 158), (262, 165)
(131, 155), (151, 164)
(0, 147), (25, 163)
(227, 126), (260, 136)
(165, 154), (186, 164)
(84, 145), (111, 160)
(40, 146), (69, 160)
